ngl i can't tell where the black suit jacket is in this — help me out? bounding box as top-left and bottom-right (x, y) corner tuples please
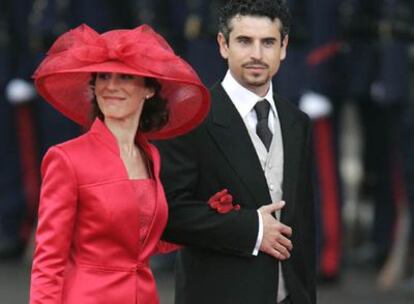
(155, 84), (316, 304)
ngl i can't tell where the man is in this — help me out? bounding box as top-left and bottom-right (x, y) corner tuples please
(0, 0), (36, 259)
(340, 0), (412, 268)
(156, 1), (316, 303)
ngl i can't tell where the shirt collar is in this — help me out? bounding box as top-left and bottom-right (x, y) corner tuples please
(221, 70), (276, 119)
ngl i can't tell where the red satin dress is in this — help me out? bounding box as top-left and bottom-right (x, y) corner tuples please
(132, 179), (156, 245)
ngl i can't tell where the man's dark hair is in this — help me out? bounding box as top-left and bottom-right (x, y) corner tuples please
(90, 75), (169, 133)
(218, 0), (292, 43)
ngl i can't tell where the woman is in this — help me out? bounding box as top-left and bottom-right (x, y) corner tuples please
(29, 24), (210, 304)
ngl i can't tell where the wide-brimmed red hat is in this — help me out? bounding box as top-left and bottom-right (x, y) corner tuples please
(33, 24), (210, 139)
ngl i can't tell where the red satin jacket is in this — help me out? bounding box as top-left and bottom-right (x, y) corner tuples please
(30, 119), (175, 304)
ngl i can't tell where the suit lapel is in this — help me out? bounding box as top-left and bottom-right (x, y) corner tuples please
(207, 85), (271, 207)
(275, 95), (303, 224)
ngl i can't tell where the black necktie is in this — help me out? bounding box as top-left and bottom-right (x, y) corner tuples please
(254, 99), (273, 151)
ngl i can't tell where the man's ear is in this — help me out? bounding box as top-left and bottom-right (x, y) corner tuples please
(217, 32), (229, 60)
(280, 34), (289, 61)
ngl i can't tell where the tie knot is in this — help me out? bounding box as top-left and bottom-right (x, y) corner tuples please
(254, 99), (271, 120)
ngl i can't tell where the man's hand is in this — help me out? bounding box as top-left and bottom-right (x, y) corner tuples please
(258, 201), (293, 260)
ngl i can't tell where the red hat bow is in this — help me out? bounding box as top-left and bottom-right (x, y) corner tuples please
(73, 27), (178, 74)
(36, 24), (181, 78)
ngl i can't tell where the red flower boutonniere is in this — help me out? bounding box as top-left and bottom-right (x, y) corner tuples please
(208, 189), (240, 214)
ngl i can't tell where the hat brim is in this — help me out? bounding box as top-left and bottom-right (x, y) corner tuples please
(36, 61), (210, 140)
(34, 24), (210, 139)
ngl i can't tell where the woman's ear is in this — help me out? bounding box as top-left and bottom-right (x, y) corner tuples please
(145, 90), (155, 100)
(145, 86), (156, 100)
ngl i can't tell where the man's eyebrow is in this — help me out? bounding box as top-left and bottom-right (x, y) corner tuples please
(234, 35), (278, 41)
(235, 35), (252, 40)
(262, 37), (278, 42)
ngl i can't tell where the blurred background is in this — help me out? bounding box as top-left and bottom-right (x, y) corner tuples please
(1, 0), (414, 303)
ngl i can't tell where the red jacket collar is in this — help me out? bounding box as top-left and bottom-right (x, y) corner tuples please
(89, 118), (153, 161)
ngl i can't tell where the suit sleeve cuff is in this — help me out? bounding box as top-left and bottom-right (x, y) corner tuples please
(252, 210), (263, 256)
